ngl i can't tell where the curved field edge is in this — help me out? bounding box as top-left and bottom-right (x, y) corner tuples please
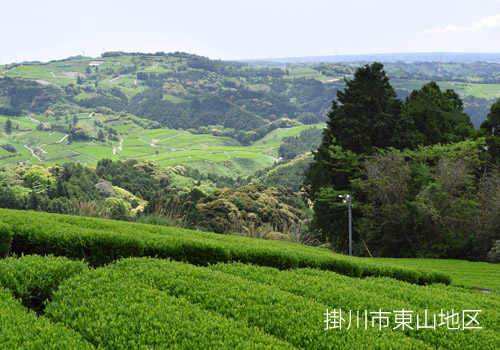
(366, 258), (500, 291)
(0, 208), (449, 285)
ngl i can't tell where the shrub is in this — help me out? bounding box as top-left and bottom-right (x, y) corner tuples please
(0, 222), (13, 258)
(0, 287), (94, 349)
(1, 208), (450, 285)
(0, 255), (88, 313)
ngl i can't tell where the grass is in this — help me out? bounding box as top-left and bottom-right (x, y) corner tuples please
(23, 131), (66, 145)
(0, 155), (40, 166)
(73, 145), (116, 160)
(0, 116), (37, 130)
(0, 148), (12, 158)
(122, 137), (147, 147)
(117, 146), (158, 157)
(112, 124), (135, 133)
(391, 79), (500, 100)
(371, 258), (500, 290)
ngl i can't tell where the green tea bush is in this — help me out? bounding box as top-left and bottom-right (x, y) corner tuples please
(0, 287), (94, 349)
(0, 255), (88, 313)
(0, 222), (12, 257)
(210, 262), (500, 349)
(0, 208), (450, 284)
(45, 264), (294, 349)
(47, 258), (430, 349)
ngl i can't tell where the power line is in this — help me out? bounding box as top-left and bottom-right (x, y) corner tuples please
(351, 217), (373, 258)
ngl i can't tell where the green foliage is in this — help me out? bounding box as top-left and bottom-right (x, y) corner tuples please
(488, 240), (500, 263)
(278, 126), (322, 160)
(0, 255), (88, 313)
(0, 222), (13, 257)
(296, 111), (325, 124)
(5, 118), (12, 134)
(46, 259), (292, 350)
(0, 208), (450, 284)
(104, 197), (131, 221)
(210, 262), (500, 349)
(351, 140), (496, 260)
(0, 287), (95, 349)
(195, 184), (307, 235)
(96, 159), (162, 200)
(327, 62), (411, 154)
(480, 98), (500, 136)
(45, 258), (495, 349)
(0, 77), (67, 115)
(250, 153), (314, 191)
(305, 64), (486, 259)
(23, 165), (55, 190)
(371, 258), (500, 290)
(480, 98), (500, 162)
(404, 81), (474, 146)
(304, 141), (363, 245)
(1, 143), (17, 153)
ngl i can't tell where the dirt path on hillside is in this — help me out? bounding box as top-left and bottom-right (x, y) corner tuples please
(57, 134), (68, 143)
(27, 116), (41, 124)
(2, 66), (17, 74)
(24, 145), (42, 162)
(109, 74), (130, 83)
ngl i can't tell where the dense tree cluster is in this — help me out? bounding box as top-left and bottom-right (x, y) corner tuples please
(278, 127), (323, 160)
(0, 160), (163, 221)
(306, 62), (499, 261)
(144, 184), (307, 238)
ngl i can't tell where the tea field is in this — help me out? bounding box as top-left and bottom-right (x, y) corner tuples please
(0, 112), (323, 176)
(0, 209), (499, 349)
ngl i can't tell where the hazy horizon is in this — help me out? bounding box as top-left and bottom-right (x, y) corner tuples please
(2, 0), (500, 64)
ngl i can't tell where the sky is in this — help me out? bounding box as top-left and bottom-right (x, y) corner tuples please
(2, 0), (500, 64)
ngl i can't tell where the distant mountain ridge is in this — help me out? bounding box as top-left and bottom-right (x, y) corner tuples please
(241, 52), (500, 65)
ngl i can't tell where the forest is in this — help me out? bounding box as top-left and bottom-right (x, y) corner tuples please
(1, 53), (500, 263)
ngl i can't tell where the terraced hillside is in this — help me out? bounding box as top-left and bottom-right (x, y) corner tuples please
(1, 52), (499, 175)
(0, 107), (324, 176)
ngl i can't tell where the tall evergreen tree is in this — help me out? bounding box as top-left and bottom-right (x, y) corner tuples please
(404, 81), (473, 146)
(327, 62), (411, 154)
(5, 119), (12, 134)
(481, 98), (500, 137)
(304, 63), (409, 249)
(480, 98), (500, 163)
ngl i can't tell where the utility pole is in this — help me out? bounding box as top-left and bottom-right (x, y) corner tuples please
(340, 194), (353, 256)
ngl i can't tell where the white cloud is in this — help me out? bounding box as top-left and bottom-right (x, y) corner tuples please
(422, 14), (500, 35)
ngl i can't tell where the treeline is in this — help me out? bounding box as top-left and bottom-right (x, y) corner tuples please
(305, 62), (500, 262)
(129, 77), (330, 144)
(324, 61), (500, 83)
(0, 77), (66, 116)
(0, 160), (163, 220)
(278, 127), (323, 160)
(0, 159), (309, 239)
(144, 184), (307, 238)
(249, 154), (314, 192)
